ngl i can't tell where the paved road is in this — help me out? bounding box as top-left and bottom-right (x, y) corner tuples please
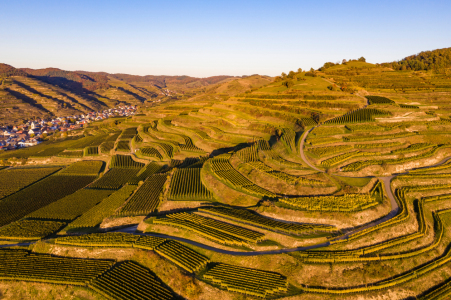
(0, 242), (33, 248)
(113, 225), (331, 256)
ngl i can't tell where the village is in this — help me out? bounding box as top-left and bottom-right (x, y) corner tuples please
(0, 105), (137, 151)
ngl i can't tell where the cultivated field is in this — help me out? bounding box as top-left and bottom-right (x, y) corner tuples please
(1, 59), (451, 300)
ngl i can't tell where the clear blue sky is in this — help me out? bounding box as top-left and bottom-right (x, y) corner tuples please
(1, 0), (450, 77)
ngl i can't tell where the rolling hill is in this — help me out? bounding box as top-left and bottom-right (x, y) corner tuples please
(0, 63), (237, 124)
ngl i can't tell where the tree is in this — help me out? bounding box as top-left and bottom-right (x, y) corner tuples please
(342, 59), (347, 64)
(281, 72), (287, 79)
(282, 80), (294, 88)
(287, 71), (296, 79)
(297, 68), (303, 73)
(327, 84), (338, 91)
(358, 57), (366, 62)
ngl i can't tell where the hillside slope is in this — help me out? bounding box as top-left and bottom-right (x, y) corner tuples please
(382, 46), (451, 72)
(0, 63), (236, 124)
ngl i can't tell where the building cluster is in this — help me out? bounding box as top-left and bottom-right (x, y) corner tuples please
(159, 89), (176, 97)
(0, 105), (137, 151)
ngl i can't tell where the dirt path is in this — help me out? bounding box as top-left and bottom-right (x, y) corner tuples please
(299, 129), (323, 172)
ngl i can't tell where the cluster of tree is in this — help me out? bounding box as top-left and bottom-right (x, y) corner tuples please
(379, 47), (451, 74)
(327, 84), (339, 91)
(273, 68), (308, 88)
(274, 67), (329, 89)
(304, 68), (317, 77)
(318, 57), (366, 71)
(337, 81), (357, 93)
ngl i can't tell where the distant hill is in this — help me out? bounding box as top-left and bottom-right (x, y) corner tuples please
(0, 63), (237, 125)
(0, 63), (28, 77)
(109, 74), (234, 90)
(21, 68), (110, 92)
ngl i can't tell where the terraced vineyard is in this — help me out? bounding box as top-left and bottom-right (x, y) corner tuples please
(168, 168), (213, 200)
(84, 146), (99, 156)
(89, 261), (174, 300)
(154, 240), (210, 273)
(55, 232), (140, 247)
(324, 108), (391, 124)
(210, 154), (275, 197)
(140, 146), (163, 159)
(68, 185), (137, 229)
(115, 140), (131, 152)
(279, 186), (381, 212)
(153, 212), (267, 246)
(0, 219), (66, 240)
(203, 264), (288, 298)
(58, 160), (104, 176)
(110, 154), (145, 169)
(167, 212), (265, 243)
(0, 167), (61, 199)
(128, 162), (162, 184)
(119, 174), (167, 216)
(89, 168), (140, 189)
(0, 174), (97, 227)
(0, 250), (114, 284)
(366, 95), (395, 105)
(2, 52), (451, 300)
(199, 206), (337, 234)
(57, 150), (83, 158)
(28, 188), (114, 221)
(100, 141), (115, 153)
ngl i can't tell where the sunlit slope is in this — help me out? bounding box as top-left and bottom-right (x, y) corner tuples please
(1, 64), (451, 300)
(0, 86), (49, 124)
(0, 63), (239, 123)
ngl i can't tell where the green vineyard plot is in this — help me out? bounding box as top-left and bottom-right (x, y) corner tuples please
(203, 264), (288, 298)
(0, 220), (66, 240)
(119, 174), (167, 216)
(0, 174), (97, 227)
(68, 185), (137, 229)
(89, 261), (175, 300)
(0, 167), (61, 199)
(89, 168), (140, 189)
(28, 188), (114, 221)
(168, 168), (213, 201)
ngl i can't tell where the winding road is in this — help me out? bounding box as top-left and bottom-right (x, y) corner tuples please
(299, 128), (323, 172)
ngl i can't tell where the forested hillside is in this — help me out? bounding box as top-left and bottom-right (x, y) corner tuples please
(381, 47), (451, 73)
